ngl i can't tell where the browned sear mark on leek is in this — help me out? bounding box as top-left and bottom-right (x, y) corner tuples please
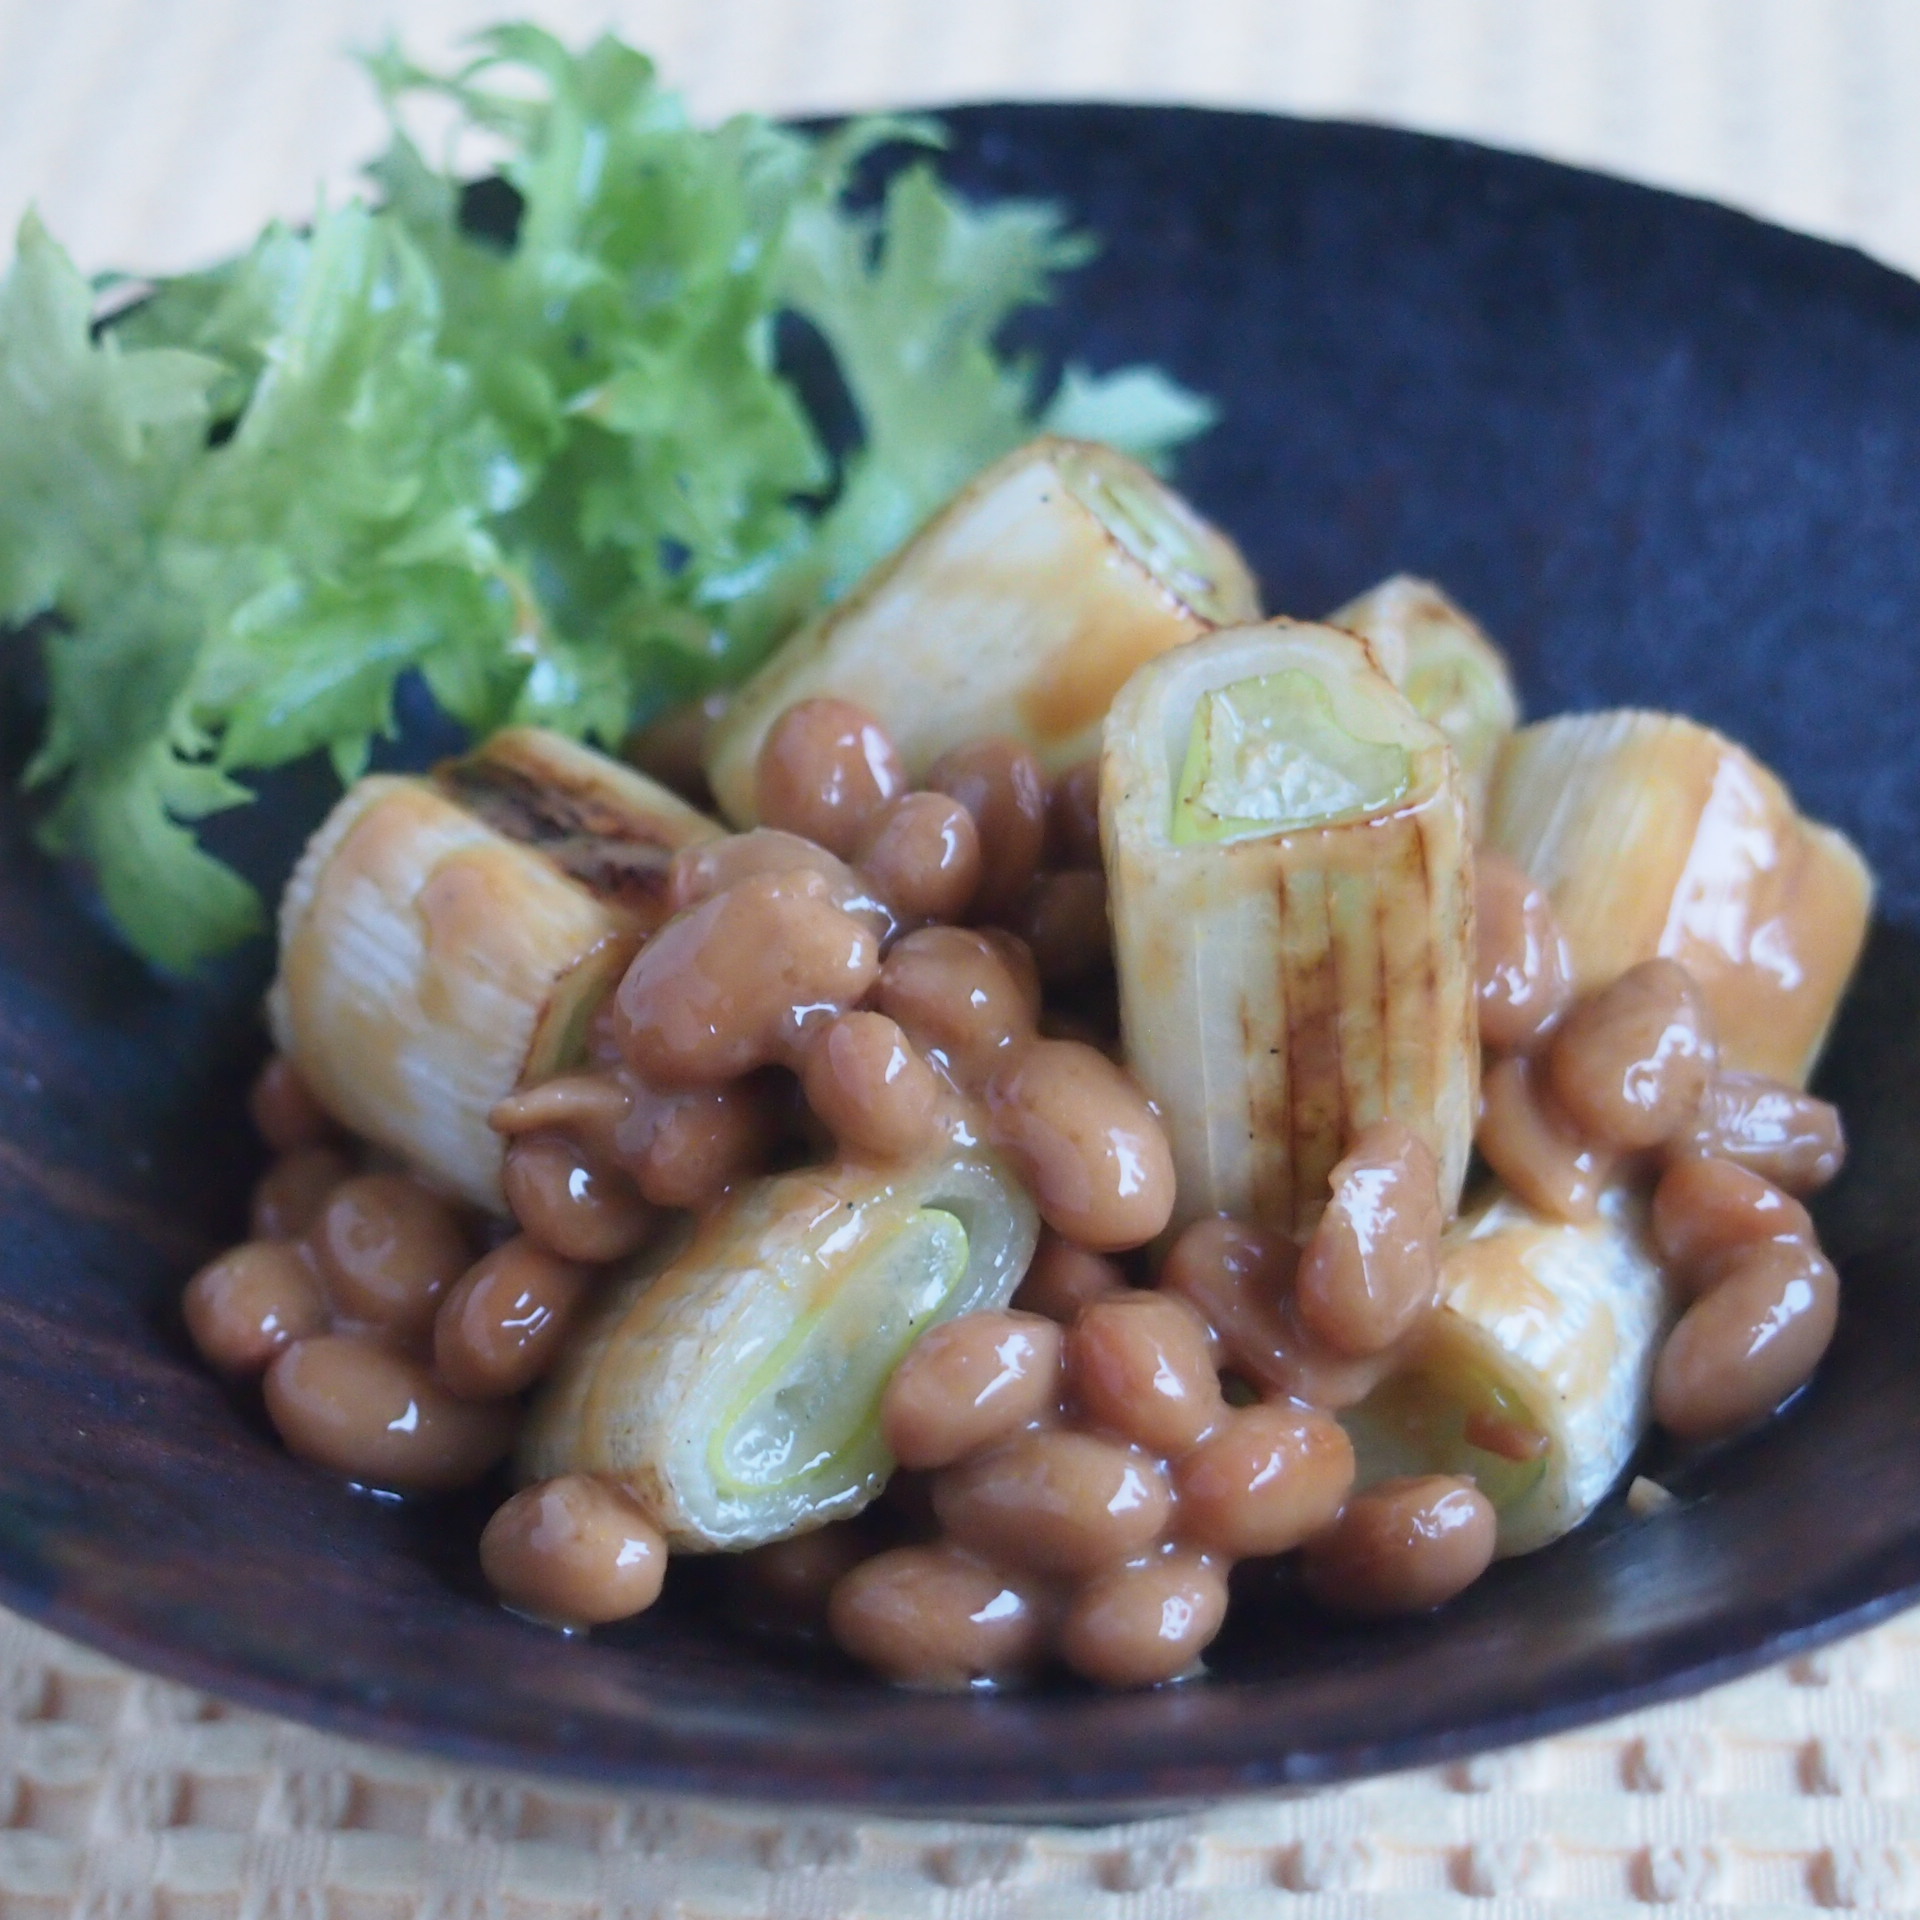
(438, 762), (679, 922)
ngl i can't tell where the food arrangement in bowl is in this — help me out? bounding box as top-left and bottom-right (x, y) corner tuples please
(181, 433), (1870, 1691)
(0, 21), (1905, 1769)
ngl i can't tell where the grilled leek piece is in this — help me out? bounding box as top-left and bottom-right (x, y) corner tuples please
(1328, 575), (1518, 833)
(1342, 1182), (1674, 1556)
(704, 436), (1260, 823)
(1103, 620), (1478, 1239)
(438, 726), (722, 934)
(1487, 712), (1871, 1085)
(267, 731), (720, 1211)
(519, 1153), (1040, 1550)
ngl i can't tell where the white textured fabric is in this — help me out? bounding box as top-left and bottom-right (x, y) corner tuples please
(0, 1608), (1919, 1914)
(3, 1), (1920, 1912)
(6, 0), (1920, 281)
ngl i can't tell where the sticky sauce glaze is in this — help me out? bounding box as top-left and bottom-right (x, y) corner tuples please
(191, 697), (1179, 1653)
(1473, 848), (1846, 1443)
(186, 713), (1853, 1693)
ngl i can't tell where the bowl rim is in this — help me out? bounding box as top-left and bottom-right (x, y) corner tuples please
(8, 95), (1920, 1814)
(6, 1546), (1918, 1812)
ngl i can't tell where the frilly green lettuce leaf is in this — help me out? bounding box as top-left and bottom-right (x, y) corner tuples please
(0, 214), (220, 627)
(1, 25), (1216, 970)
(1043, 363), (1219, 466)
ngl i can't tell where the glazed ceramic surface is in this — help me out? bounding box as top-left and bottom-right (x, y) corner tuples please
(3, 106), (1920, 1813)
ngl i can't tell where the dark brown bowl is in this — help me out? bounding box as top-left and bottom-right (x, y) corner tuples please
(4, 104), (1920, 1815)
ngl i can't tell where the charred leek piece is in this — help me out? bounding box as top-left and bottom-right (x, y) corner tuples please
(438, 726), (722, 935)
(1488, 712), (1872, 1085)
(1328, 575), (1518, 833)
(1104, 620), (1477, 1239)
(267, 734), (720, 1210)
(1342, 1183), (1674, 1557)
(704, 436), (1260, 822)
(519, 1154), (1040, 1550)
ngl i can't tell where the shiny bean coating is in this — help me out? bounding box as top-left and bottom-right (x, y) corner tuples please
(434, 1236), (592, 1400)
(927, 737), (1048, 922)
(614, 872), (880, 1087)
(828, 1543), (1049, 1689)
(249, 1055), (337, 1154)
(1066, 1292), (1223, 1456)
(1012, 1233), (1127, 1324)
(491, 1072), (630, 1165)
(754, 698), (905, 857)
(667, 828), (888, 937)
(1652, 1156), (1814, 1291)
(480, 1475), (668, 1627)
(250, 1146), (353, 1242)
(1548, 959), (1716, 1150)
(310, 1173), (472, 1338)
(934, 1429), (1173, 1577)
(502, 1134), (656, 1264)
(883, 1310), (1063, 1471)
(978, 928), (1045, 1023)
(1257, 1309), (1399, 1411)
(1174, 1405), (1355, 1559)
(987, 1040), (1176, 1251)
(264, 1335), (515, 1491)
(1476, 1055), (1612, 1223)
(855, 792), (982, 925)
(1295, 1121), (1443, 1357)
(871, 927), (1035, 1087)
(203, 686), (1873, 1696)
(615, 1080), (773, 1211)
(1059, 1550), (1229, 1689)
(1670, 1072), (1846, 1195)
(1474, 850), (1573, 1055)
(184, 1241), (329, 1376)
(1653, 1239), (1839, 1441)
(1158, 1217), (1391, 1409)
(1301, 1475), (1497, 1615)
(1158, 1216), (1291, 1372)
(799, 1012), (940, 1162)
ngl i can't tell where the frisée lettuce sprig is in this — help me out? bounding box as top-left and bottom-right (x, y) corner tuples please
(0, 24), (1214, 970)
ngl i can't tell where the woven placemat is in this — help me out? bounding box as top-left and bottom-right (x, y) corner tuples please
(0, 1603), (1916, 1915)
(6, 0), (1920, 283)
(4, 1), (1920, 1912)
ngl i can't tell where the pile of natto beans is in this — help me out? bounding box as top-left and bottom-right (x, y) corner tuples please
(181, 696), (1849, 1691)
(1473, 852), (1845, 1444)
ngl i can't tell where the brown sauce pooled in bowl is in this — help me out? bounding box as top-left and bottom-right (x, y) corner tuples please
(183, 704), (1853, 1691)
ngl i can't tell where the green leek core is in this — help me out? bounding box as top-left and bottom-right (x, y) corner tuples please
(1403, 638), (1502, 766)
(1061, 450), (1236, 621)
(1171, 669), (1412, 845)
(1343, 1365), (1550, 1514)
(712, 1208), (970, 1498)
